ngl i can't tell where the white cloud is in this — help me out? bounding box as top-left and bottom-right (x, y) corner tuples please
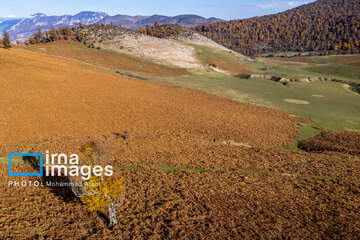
(257, 2), (281, 9)
(287, 1), (304, 7)
(257, 1), (309, 10)
(6, 14), (17, 18)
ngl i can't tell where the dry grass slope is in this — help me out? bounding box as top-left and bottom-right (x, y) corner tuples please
(1, 165), (360, 239)
(0, 47), (302, 152)
(299, 130), (360, 155)
(1, 45), (359, 239)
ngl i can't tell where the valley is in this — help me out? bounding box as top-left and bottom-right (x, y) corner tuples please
(1, 1), (360, 238)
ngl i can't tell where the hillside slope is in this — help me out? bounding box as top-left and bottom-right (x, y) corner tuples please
(195, 0), (360, 56)
(0, 46), (359, 239)
(0, 46), (304, 150)
(137, 23), (238, 54)
(76, 25), (235, 69)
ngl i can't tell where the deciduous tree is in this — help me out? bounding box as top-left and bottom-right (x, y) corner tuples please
(49, 27), (58, 41)
(68, 139), (125, 228)
(27, 38), (37, 45)
(33, 26), (43, 44)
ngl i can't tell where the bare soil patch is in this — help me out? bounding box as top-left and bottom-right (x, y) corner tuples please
(79, 25), (203, 69)
(332, 55), (360, 66)
(348, 61), (360, 67)
(176, 33), (237, 53)
(206, 57), (251, 74)
(284, 99), (310, 104)
(25, 41), (188, 76)
(343, 84), (351, 89)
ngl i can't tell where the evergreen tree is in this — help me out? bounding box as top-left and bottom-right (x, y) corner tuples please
(2, 31), (11, 49)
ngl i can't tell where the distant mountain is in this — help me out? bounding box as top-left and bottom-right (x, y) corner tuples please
(195, 0), (360, 56)
(100, 14), (222, 29)
(100, 15), (149, 29)
(2, 11), (108, 42)
(0, 12), (222, 42)
(0, 19), (22, 32)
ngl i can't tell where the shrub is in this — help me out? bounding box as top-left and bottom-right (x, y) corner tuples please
(27, 38), (37, 45)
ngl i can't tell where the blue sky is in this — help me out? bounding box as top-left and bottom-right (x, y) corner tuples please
(1, 0), (314, 20)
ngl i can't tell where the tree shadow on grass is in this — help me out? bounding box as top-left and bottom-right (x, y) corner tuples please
(22, 156), (78, 203)
(41, 173), (79, 203)
(22, 155), (110, 226)
(22, 156), (41, 168)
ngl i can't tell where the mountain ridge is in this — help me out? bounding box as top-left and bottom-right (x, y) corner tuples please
(0, 12), (222, 42)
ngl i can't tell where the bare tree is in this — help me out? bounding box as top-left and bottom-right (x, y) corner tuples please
(33, 26), (43, 44)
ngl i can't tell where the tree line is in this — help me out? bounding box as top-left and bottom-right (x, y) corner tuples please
(137, 22), (192, 38)
(25, 23), (107, 46)
(26, 26), (73, 44)
(194, 0), (360, 56)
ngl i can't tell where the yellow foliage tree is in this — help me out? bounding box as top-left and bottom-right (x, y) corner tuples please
(49, 27), (58, 42)
(69, 139), (125, 228)
(80, 176), (124, 208)
(28, 38), (37, 45)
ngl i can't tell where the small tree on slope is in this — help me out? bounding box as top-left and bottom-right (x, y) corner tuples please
(2, 31), (11, 49)
(69, 139), (125, 228)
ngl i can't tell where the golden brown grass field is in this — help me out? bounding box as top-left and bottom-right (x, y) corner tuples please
(0, 44), (360, 239)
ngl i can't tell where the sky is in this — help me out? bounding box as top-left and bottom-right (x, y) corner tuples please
(1, 0), (314, 20)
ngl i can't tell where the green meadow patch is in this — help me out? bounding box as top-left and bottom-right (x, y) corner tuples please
(152, 47), (360, 150)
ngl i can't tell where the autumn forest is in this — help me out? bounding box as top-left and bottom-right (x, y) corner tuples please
(194, 0), (360, 56)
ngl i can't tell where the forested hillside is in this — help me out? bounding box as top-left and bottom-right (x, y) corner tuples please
(194, 0), (360, 56)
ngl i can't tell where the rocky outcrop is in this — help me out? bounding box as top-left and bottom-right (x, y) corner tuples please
(78, 25), (203, 69)
(299, 77), (332, 82)
(247, 75), (296, 85)
(239, 74), (360, 93)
